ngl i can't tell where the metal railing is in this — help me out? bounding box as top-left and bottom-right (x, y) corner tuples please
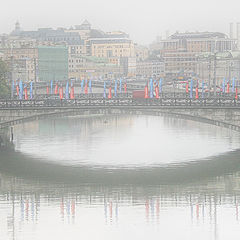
(1, 97), (240, 110)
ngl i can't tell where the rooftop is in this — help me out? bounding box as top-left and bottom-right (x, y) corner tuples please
(170, 32), (228, 40)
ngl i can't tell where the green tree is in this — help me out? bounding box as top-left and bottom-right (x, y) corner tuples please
(0, 59), (10, 98)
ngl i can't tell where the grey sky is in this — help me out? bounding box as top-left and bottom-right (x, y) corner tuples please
(1, 0), (240, 44)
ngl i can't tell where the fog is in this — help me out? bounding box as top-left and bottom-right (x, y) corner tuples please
(1, 0), (240, 44)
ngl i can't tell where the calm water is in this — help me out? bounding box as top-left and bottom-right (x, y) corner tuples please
(1, 114), (240, 240)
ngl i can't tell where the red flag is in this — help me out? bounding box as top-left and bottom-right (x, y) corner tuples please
(59, 87), (63, 100)
(70, 86), (74, 99)
(84, 82), (88, 94)
(195, 87), (199, 99)
(108, 87), (112, 99)
(186, 83), (189, 93)
(124, 83), (127, 93)
(55, 84), (58, 95)
(155, 86), (159, 98)
(24, 87), (28, 100)
(16, 85), (19, 96)
(144, 86), (149, 98)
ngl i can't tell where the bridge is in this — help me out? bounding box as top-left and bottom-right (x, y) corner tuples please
(1, 93), (240, 136)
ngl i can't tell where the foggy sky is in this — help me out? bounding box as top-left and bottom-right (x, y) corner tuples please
(1, 0), (240, 44)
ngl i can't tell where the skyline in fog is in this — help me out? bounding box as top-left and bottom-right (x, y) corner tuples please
(1, 0), (240, 44)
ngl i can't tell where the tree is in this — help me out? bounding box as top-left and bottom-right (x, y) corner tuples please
(0, 59), (10, 98)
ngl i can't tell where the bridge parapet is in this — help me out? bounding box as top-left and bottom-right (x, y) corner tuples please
(1, 98), (240, 110)
(1, 97), (240, 132)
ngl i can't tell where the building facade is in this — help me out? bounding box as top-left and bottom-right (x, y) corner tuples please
(38, 46), (68, 82)
(151, 32), (237, 79)
(136, 60), (165, 78)
(90, 38), (135, 58)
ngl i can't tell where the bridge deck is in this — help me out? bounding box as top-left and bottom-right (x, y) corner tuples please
(1, 97), (240, 110)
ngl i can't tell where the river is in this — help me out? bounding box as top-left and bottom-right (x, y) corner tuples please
(0, 114), (240, 240)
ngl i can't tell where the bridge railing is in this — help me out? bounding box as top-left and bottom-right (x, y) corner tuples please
(1, 97), (240, 109)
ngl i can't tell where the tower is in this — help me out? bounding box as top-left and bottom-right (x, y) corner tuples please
(15, 21), (20, 31)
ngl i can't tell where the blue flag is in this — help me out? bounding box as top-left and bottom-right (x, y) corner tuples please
(232, 77), (235, 92)
(202, 81), (204, 98)
(159, 78), (162, 93)
(223, 78), (225, 93)
(81, 79), (84, 92)
(30, 81), (33, 99)
(50, 80), (53, 94)
(11, 79), (14, 98)
(89, 79), (92, 93)
(19, 80), (23, 100)
(103, 81), (106, 98)
(114, 80), (117, 97)
(119, 79), (122, 93)
(65, 82), (69, 99)
(190, 79), (193, 98)
(150, 78), (153, 98)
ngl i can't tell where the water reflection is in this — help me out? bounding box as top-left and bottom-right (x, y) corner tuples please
(1, 114), (240, 239)
(1, 172), (240, 240)
(12, 115), (240, 167)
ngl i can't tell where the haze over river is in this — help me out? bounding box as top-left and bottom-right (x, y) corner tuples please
(0, 114), (240, 240)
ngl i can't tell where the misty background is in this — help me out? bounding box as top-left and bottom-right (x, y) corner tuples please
(1, 0), (240, 44)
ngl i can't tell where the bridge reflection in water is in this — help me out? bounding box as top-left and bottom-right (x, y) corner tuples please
(0, 114), (240, 240)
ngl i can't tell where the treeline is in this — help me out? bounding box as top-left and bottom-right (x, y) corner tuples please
(0, 60), (10, 98)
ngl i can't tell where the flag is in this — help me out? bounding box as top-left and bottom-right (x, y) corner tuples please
(223, 78), (225, 93)
(55, 82), (58, 95)
(81, 79), (84, 92)
(159, 78), (162, 93)
(232, 77), (235, 93)
(65, 82), (69, 99)
(144, 85), (149, 98)
(50, 80), (53, 94)
(84, 80), (88, 94)
(155, 85), (159, 98)
(11, 79), (14, 98)
(24, 84), (28, 100)
(114, 80), (117, 97)
(119, 79), (122, 93)
(30, 81), (33, 99)
(108, 86), (112, 99)
(201, 81), (204, 98)
(150, 78), (153, 98)
(190, 79), (193, 98)
(103, 81), (106, 98)
(89, 79), (92, 93)
(19, 80), (23, 100)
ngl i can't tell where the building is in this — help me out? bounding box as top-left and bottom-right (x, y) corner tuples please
(120, 57), (136, 77)
(0, 35), (39, 49)
(151, 31), (237, 78)
(38, 46), (68, 82)
(90, 38), (135, 58)
(135, 44), (149, 61)
(11, 22), (81, 45)
(0, 47), (38, 82)
(163, 51), (197, 78)
(196, 51), (240, 87)
(7, 21), (135, 80)
(153, 32), (237, 53)
(68, 55), (123, 79)
(136, 59), (165, 78)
